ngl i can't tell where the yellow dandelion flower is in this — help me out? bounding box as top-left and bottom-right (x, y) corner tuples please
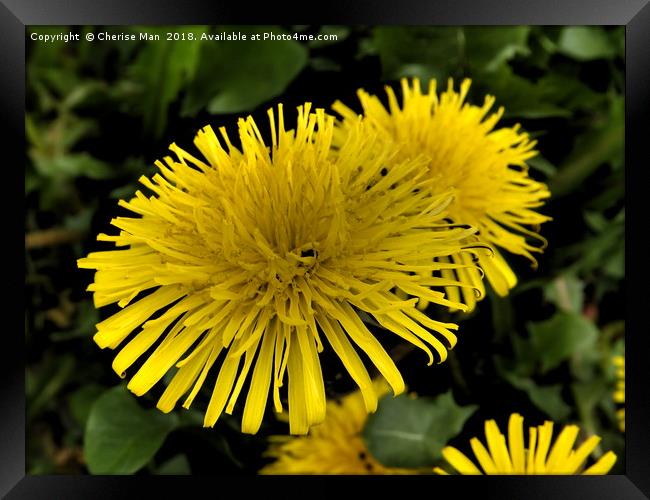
(260, 382), (414, 474)
(333, 78), (551, 311)
(613, 355), (625, 432)
(433, 413), (617, 475)
(77, 103), (481, 435)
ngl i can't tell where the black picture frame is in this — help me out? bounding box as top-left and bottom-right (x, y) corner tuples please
(7, 1), (650, 498)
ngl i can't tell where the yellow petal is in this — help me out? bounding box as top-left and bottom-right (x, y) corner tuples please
(582, 451), (617, 475)
(442, 446), (482, 475)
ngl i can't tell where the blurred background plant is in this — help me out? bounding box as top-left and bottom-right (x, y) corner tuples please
(25, 25), (624, 475)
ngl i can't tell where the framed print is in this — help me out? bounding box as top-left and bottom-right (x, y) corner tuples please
(6, 0), (650, 498)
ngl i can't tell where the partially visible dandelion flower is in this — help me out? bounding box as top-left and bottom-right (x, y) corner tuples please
(333, 78), (551, 311)
(433, 413), (617, 475)
(260, 382), (414, 474)
(78, 103), (480, 435)
(613, 355), (625, 432)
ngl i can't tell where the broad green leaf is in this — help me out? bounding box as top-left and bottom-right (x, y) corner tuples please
(372, 27), (463, 82)
(129, 27), (206, 137)
(465, 26), (531, 72)
(85, 385), (179, 474)
(544, 274), (584, 314)
(557, 27), (616, 61)
(363, 391), (477, 468)
(182, 26), (307, 116)
(502, 373), (571, 421)
(528, 311), (599, 373)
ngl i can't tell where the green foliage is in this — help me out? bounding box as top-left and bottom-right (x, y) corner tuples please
(84, 386), (179, 474)
(556, 27), (617, 61)
(544, 274), (584, 314)
(27, 353), (76, 421)
(501, 374), (571, 421)
(182, 27), (307, 116)
(528, 312), (599, 373)
(363, 391), (477, 468)
(558, 208), (625, 287)
(372, 26), (622, 118)
(154, 454), (191, 475)
(68, 384), (105, 426)
(128, 27), (206, 138)
(372, 27), (463, 82)
(549, 96), (624, 197)
(464, 26), (531, 72)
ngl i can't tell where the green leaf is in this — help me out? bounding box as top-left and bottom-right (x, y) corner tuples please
(310, 57), (342, 72)
(584, 211), (609, 232)
(502, 374), (571, 421)
(68, 384), (105, 426)
(465, 26), (531, 72)
(559, 209), (624, 277)
(478, 66), (571, 119)
(155, 454), (191, 475)
(528, 311), (599, 373)
(603, 245), (624, 279)
(26, 170), (41, 194)
(363, 391), (477, 468)
(182, 26), (307, 116)
(32, 152), (115, 180)
(309, 26), (350, 48)
(27, 354), (76, 420)
(61, 81), (111, 111)
(572, 379), (608, 422)
(372, 26), (463, 82)
(85, 385), (179, 474)
(544, 274), (584, 314)
(549, 96), (624, 197)
(129, 27), (206, 137)
(534, 72), (607, 113)
(557, 27), (616, 61)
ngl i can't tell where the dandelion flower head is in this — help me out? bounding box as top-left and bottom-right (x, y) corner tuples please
(261, 381), (412, 474)
(333, 78), (551, 310)
(78, 103), (480, 434)
(433, 413), (617, 475)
